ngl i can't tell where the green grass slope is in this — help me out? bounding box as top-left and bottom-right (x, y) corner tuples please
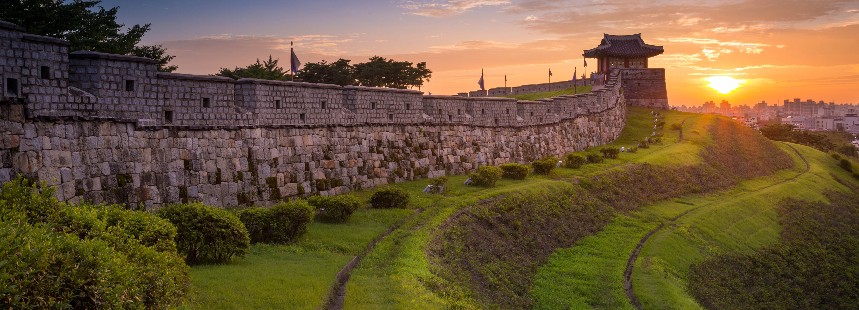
(501, 86), (592, 100)
(344, 107), (693, 308)
(180, 208), (411, 309)
(532, 140), (859, 309)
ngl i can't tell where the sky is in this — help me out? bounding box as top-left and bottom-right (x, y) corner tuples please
(101, 0), (859, 106)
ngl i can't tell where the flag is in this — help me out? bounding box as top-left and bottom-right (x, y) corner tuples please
(549, 68), (553, 77)
(504, 75), (507, 83)
(290, 42), (301, 74)
(584, 58), (588, 67)
(478, 68), (485, 90)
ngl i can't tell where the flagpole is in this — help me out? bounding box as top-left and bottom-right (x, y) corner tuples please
(549, 68), (551, 84)
(290, 41), (295, 82)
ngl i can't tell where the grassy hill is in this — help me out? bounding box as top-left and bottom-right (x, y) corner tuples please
(178, 107), (859, 309)
(501, 86), (592, 100)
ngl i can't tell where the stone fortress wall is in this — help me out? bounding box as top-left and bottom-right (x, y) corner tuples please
(1, 20), (628, 208)
(464, 72), (668, 111)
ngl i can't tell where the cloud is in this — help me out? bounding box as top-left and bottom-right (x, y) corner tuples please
(399, 0), (510, 17)
(525, 15), (538, 21)
(428, 40), (511, 51)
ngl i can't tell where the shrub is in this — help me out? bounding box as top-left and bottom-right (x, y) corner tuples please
(627, 146), (639, 153)
(430, 176), (449, 187)
(586, 153), (604, 163)
(564, 154), (586, 169)
(670, 123), (683, 130)
(370, 187), (410, 209)
(835, 144), (858, 157)
(0, 219), (138, 309)
(308, 195), (360, 223)
(469, 165), (503, 187)
(157, 202), (249, 264)
(235, 207), (269, 243)
(0, 177), (189, 308)
(531, 156), (558, 175)
(500, 163), (530, 179)
(237, 201), (314, 243)
(839, 158), (853, 173)
(427, 176), (449, 194)
(267, 201), (315, 242)
(600, 147), (620, 159)
(0, 177), (60, 223)
(638, 140), (650, 148)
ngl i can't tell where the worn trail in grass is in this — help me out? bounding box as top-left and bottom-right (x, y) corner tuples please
(180, 208), (411, 310)
(344, 108), (699, 308)
(531, 141), (856, 309)
(180, 107), (699, 309)
(633, 143), (857, 309)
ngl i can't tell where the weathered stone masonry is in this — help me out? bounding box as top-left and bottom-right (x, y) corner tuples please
(0, 20), (626, 208)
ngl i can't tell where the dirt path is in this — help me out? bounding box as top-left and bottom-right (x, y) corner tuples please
(322, 208), (424, 310)
(623, 143), (810, 309)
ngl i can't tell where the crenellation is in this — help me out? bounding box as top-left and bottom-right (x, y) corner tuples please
(0, 20), (630, 208)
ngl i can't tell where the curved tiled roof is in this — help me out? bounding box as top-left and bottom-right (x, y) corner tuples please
(583, 33), (663, 58)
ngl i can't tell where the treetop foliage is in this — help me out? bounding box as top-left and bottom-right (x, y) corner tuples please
(0, 0), (177, 72)
(297, 56), (432, 89)
(217, 55), (290, 80)
(224, 55), (432, 89)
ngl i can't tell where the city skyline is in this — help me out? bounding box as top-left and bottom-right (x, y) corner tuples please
(101, 0), (859, 105)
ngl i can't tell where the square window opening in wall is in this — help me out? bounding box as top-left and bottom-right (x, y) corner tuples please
(6, 78), (19, 96)
(202, 97), (211, 108)
(371, 101), (377, 109)
(388, 113), (394, 121)
(530, 112), (534, 116)
(438, 109), (442, 115)
(321, 100), (327, 109)
(164, 111), (173, 123)
(448, 115), (452, 121)
(494, 118), (499, 125)
(275, 99), (282, 109)
(457, 109), (461, 115)
(125, 80), (135, 91)
(40, 66), (50, 79)
(506, 108), (510, 114)
(406, 103), (411, 110)
(299, 113), (306, 122)
(482, 109), (485, 115)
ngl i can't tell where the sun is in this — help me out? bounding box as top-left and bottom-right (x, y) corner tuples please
(705, 76), (745, 94)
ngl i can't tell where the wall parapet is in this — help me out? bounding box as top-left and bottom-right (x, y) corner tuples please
(0, 19), (630, 208)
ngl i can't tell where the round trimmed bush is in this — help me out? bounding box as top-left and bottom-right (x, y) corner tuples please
(469, 165), (503, 187)
(532, 156), (558, 175)
(156, 202), (250, 264)
(235, 207), (270, 243)
(237, 201), (315, 243)
(370, 187), (410, 209)
(600, 147), (620, 159)
(564, 154), (586, 169)
(586, 153), (604, 163)
(267, 201), (315, 242)
(309, 195), (360, 223)
(500, 163), (529, 180)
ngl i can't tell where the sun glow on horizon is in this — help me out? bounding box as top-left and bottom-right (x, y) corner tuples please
(705, 76), (745, 94)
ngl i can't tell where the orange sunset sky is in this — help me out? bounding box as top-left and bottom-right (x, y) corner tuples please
(106, 0), (859, 106)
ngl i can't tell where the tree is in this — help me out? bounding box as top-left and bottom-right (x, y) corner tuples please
(217, 56), (289, 80)
(353, 56), (432, 89)
(0, 0), (178, 72)
(297, 59), (354, 86)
